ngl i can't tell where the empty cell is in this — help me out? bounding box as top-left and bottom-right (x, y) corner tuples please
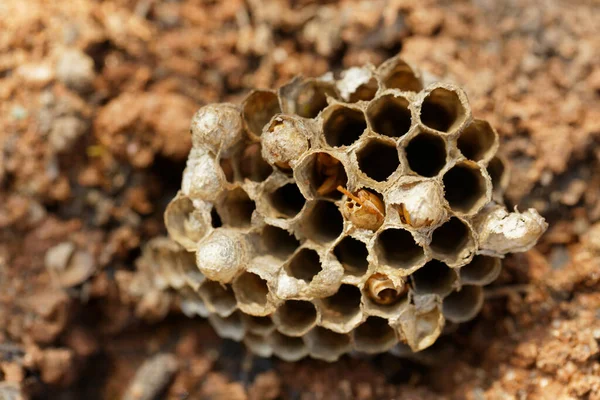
(304, 201), (344, 243)
(273, 300), (317, 336)
(353, 316), (397, 353)
(198, 281), (237, 317)
(460, 255), (501, 285)
(442, 285), (484, 323)
(347, 78), (378, 103)
(411, 260), (457, 297)
(443, 162), (487, 214)
(333, 236), (369, 276)
(219, 157), (235, 183)
(430, 217), (471, 259)
(179, 289), (209, 318)
(405, 133), (447, 177)
(286, 248), (322, 282)
(321, 284), (362, 321)
(305, 327), (351, 361)
(308, 152), (348, 199)
(232, 272), (269, 309)
(323, 106), (367, 147)
(380, 59), (423, 92)
(367, 94), (412, 138)
(242, 90), (282, 137)
(165, 195), (209, 251)
(357, 140), (400, 182)
(208, 311), (245, 341)
(271, 332), (308, 361)
(245, 315), (275, 335)
(210, 207), (222, 228)
(219, 188), (256, 228)
(262, 225), (300, 260)
(458, 120), (497, 162)
(244, 333), (273, 358)
(420, 88), (466, 133)
(239, 143), (273, 182)
(487, 156), (507, 190)
(268, 183), (306, 218)
(375, 228), (424, 269)
(295, 83), (333, 118)
(178, 250), (205, 290)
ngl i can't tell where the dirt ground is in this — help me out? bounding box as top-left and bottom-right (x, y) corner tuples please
(1, 0), (599, 399)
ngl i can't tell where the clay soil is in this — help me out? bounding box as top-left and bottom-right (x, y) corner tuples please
(1, 0), (599, 399)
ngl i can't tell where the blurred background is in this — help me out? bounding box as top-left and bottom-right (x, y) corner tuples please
(0, 0), (599, 399)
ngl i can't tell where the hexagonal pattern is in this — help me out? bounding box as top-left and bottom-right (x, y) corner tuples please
(152, 56), (547, 362)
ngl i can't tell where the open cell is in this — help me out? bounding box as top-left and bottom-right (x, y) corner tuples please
(411, 260), (457, 297)
(460, 255), (501, 285)
(305, 327), (351, 361)
(458, 120), (497, 162)
(306, 152), (348, 200)
(323, 106), (367, 147)
(293, 81), (335, 118)
(208, 311), (245, 341)
(430, 217), (472, 260)
(379, 58), (423, 92)
(178, 250), (205, 290)
(405, 133), (447, 177)
(262, 225), (300, 260)
(245, 315), (275, 335)
(442, 285), (484, 323)
(375, 228), (425, 270)
(443, 162), (488, 214)
(357, 140), (400, 182)
(333, 236), (369, 276)
(367, 94), (412, 138)
(198, 281), (237, 317)
(240, 143), (273, 182)
(244, 333), (273, 358)
(232, 272), (269, 311)
(268, 183), (306, 218)
(219, 188), (256, 228)
(210, 207), (222, 228)
(271, 332), (308, 361)
(347, 79), (378, 103)
(304, 201), (344, 243)
(353, 316), (397, 353)
(487, 156), (507, 191)
(286, 248), (322, 283)
(419, 88), (467, 133)
(320, 284), (362, 322)
(273, 300), (317, 336)
(242, 90), (282, 138)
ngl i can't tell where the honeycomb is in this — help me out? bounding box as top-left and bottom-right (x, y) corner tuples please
(157, 56), (547, 362)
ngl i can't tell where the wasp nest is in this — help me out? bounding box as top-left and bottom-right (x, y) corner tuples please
(159, 56), (547, 362)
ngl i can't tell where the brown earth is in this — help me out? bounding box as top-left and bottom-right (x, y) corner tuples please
(0, 0), (599, 399)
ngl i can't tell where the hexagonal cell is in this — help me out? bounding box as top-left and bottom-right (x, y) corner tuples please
(318, 284), (362, 333)
(178, 250), (205, 290)
(339, 187), (386, 231)
(353, 316), (397, 354)
(367, 94), (412, 138)
(419, 87), (467, 133)
(457, 120), (498, 162)
(411, 260), (457, 297)
(244, 315), (275, 335)
(460, 255), (501, 285)
(305, 327), (351, 362)
(208, 311), (246, 341)
(487, 156), (508, 192)
(378, 57), (423, 92)
(179, 288), (209, 318)
(280, 78), (336, 118)
(217, 187), (256, 228)
(232, 272), (271, 316)
(333, 236), (369, 277)
(404, 132), (447, 177)
(285, 248), (322, 283)
(197, 281), (237, 317)
(375, 228), (425, 270)
(303, 200), (344, 243)
(357, 139), (400, 182)
(362, 273), (409, 318)
(323, 106), (367, 147)
(270, 331), (308, 362)
(242, 90), (282, 138)
(273, 300), (317, 337)
(299, 152), (348, 200)
(262, 225), (300, 260)
(244, 333), (273, 358)
(164, 195), (210, 251)
(239, 143), (273, 182)
(267, 183), (306, 219)
(442, 285), (484, 323)
(430, 217), (474, 266)
(442, 162), (488, 214)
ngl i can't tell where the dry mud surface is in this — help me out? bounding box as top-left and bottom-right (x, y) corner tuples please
(0, 0), (599, 399)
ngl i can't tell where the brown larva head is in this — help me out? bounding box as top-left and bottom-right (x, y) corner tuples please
(338, 186), (385, 231)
